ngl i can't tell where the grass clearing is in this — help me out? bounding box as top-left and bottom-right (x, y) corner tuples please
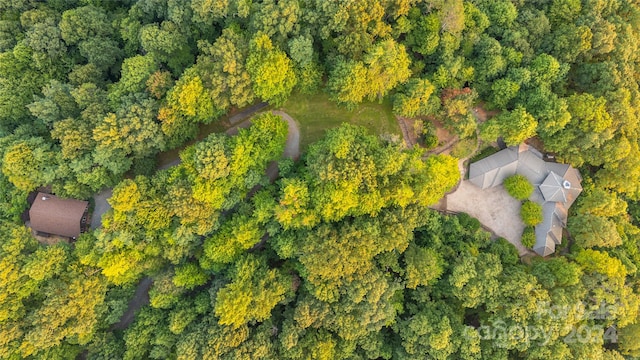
(282, 92), (401, 149)
(157, 92), (401, 167)
(450, 137), (477, 159)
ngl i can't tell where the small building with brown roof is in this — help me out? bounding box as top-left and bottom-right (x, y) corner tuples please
(28, 192), (89, 239)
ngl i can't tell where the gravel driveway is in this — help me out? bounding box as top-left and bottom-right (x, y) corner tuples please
(445, 180), (529, 255)
(90, 188), (112, 230)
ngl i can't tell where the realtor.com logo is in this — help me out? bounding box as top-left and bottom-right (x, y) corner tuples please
(468, 301), (619, 347)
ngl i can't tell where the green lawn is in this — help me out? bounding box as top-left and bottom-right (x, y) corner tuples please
(282, 92), (401, 149)
(157, 92), (401, 167)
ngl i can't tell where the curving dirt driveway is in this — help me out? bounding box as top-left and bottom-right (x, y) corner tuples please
(260, 110), (301, 182)
(273, 110), (300, 161)
(90, 188), (112, 230)
(94, 109), (301, 230)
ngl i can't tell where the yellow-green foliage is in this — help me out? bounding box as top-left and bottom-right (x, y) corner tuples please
(246, 33), (297, 106)
(520, 200), (543, 226)
(521, 226), (536, 248)
(504, 174), (534, 200)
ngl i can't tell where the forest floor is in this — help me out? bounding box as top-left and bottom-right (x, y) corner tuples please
(282, 92), (401, 149)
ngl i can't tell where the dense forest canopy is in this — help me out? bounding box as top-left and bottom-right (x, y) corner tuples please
(1, 0), (640, 359)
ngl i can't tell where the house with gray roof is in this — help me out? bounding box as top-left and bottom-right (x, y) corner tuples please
(469, 144), (582, 256)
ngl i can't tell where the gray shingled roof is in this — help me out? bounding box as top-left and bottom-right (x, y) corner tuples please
(469, 147), (518, 189)
(539, 172), (567, 202)
(561, 168), (583, 208)
(516, 150), (548, 185)
(534, 202), (566, 256)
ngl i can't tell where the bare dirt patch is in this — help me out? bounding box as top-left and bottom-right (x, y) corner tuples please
(471, 104), (499, 123)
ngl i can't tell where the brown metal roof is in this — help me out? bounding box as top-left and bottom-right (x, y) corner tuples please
(29, 192), (88, 238)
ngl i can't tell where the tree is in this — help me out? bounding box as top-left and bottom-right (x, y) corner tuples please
(520, 201), (543, 226)
(568, 214), (622, 248)
(403, 243), (443, 289)
(544, 23), (592, 63)
(549, 0), (582, 24)
(202, 213), (262, 267)
(393, 78), (439, 118)
(109, 55), (158, 101)
(489, 237), (520, 265)
(249, 0), (301, 45)
(441, 89), (478, 139)
(471, 35), (507, 84)
(489, 78), (520, 109)
(618, 323), (640, 356)
(481, 107), (537, 145)
(27, 80), (79, 127)
(543, 93), (615, 167)
(196, 27), (255, 111)
(0, 224), (109, 358)
(93, 97), (165, 159)
(165, 67), (220, 123)
(246, 33), (297, 106)
(288, 35), (314, 67)
(277, 124), (458, 226)
(173, 263), (208, 290)
(521, 226), (536, 248)
(574, 249), (627, 280)
(59, 5), (112, 45)
(2, 138), (55, 191)
(146, 71), (174, 99)
(51, 118), (94, 160)
(78, 37), (123, 71)
(23, 19), (67, 72)
(19, 268), (108, 357)
(329, 39), (411, 107)
(449, 253), (503, 308)
(419, 155), (461, 205)
(405, 11), (440, 56)
(395, 299), (478, 359)
(477, 0), (518, 36)
(310, 0), (391, 57)
(123, 307), (175, 360)
(576, 187), (628, 218)
(214, 254), (290, 328)
(504, 174), (534, 200)
(0, 44), (49, 130)
(327, 59), (370, 107)
(140, 21), (193, 74)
